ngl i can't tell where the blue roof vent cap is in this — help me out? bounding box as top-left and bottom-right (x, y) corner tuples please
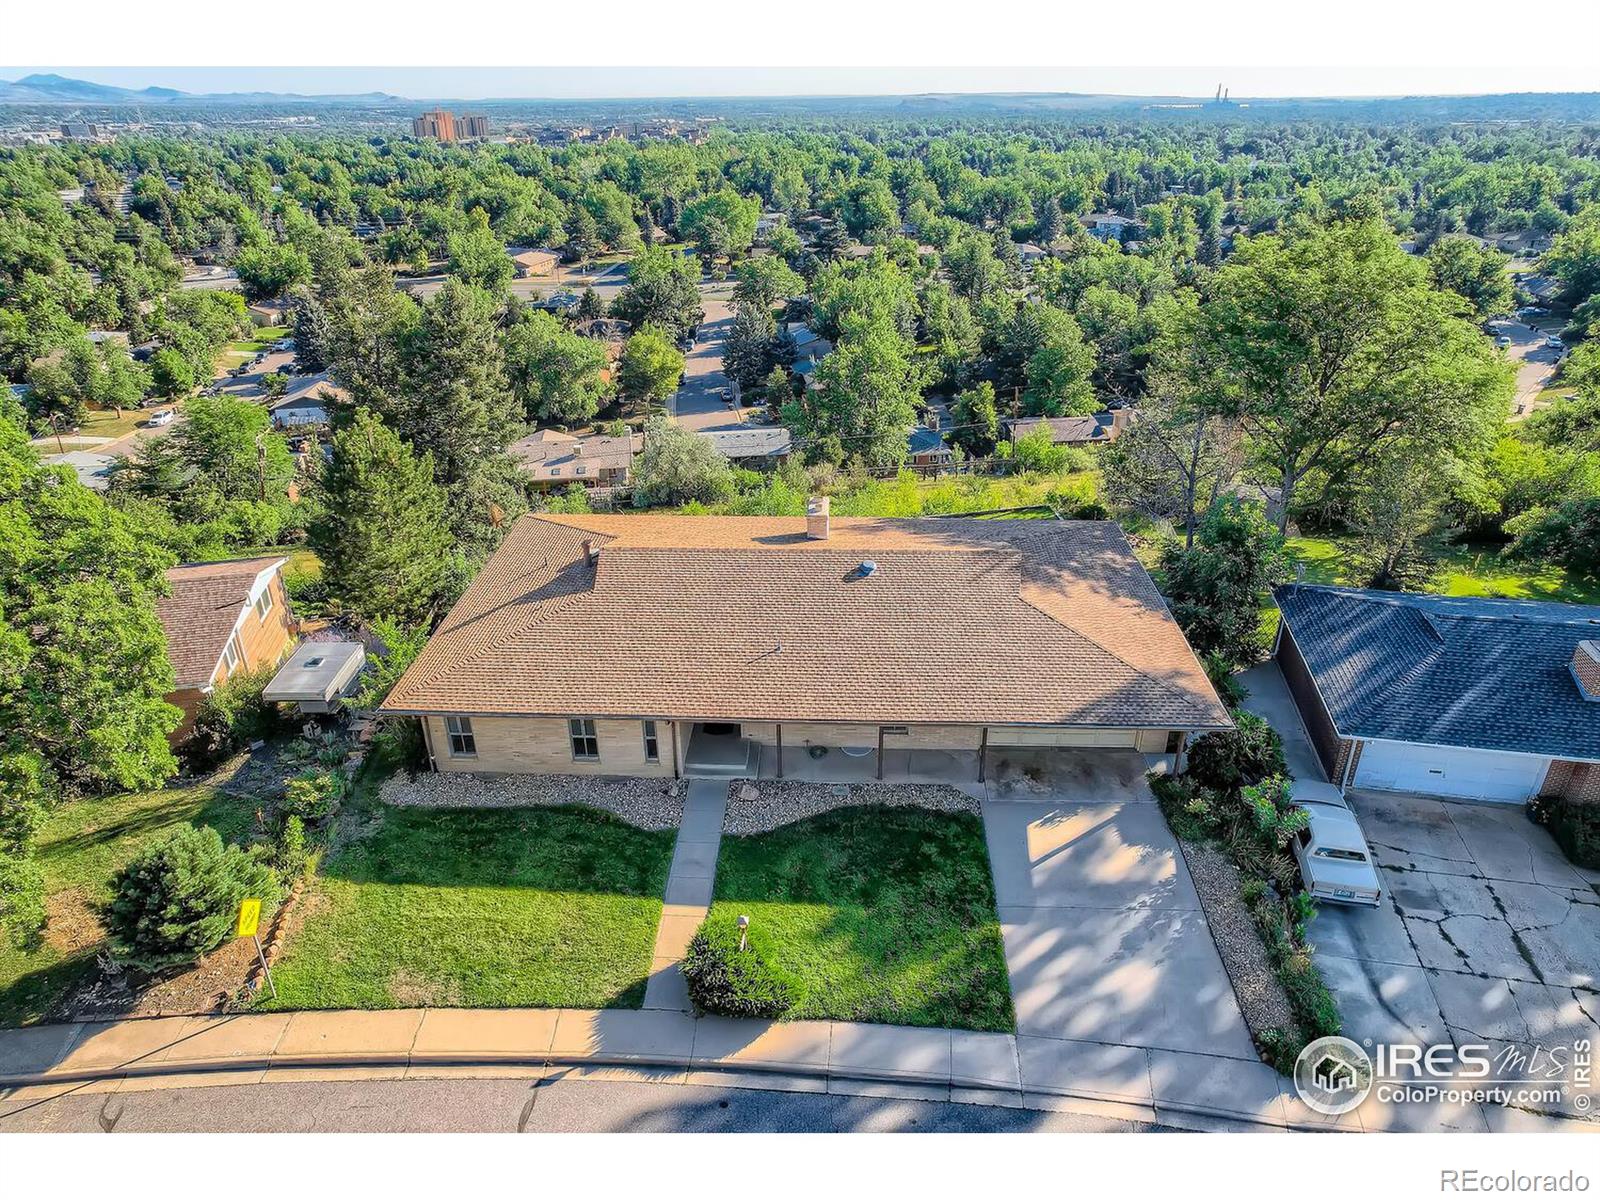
(859, 560), (878, 577)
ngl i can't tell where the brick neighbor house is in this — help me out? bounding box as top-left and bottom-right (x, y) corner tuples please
(381, 503), (1231, 781)
(1273, 585), (1600, 804)
(156, 557), (297, 742)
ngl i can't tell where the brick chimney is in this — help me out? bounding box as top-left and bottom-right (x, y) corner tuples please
(1574, 641), (1600, 701)
(805, 495), (830, 540)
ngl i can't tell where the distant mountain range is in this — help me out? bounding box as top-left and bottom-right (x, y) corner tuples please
(0, 73), (403, 105)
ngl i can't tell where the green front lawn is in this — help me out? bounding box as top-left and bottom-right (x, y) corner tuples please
(0, 784), (258, 1027)
(258, 806), (676, 1012)
(708, 807), (1014, 1032)
(1286, 535), (1600, 605)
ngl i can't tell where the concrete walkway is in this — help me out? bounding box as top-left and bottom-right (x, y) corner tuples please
(642, 780), (726, 1012)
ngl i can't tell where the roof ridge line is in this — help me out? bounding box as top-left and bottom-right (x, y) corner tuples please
(1018, 588), (1218, 726)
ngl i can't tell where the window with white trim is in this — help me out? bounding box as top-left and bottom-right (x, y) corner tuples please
(252, 587), (273, 621)
(570, 718), (599, 761)
(642, 720), (659, 763)
(445, 716), (476, 757)
(220, 635), (241, 675)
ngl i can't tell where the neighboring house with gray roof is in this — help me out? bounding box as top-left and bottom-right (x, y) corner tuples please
(1007, 411), (1130, 447)
(1273, 585), (1600, 804)
(700, 426), (793, 465)
(42, 450), (116, 490)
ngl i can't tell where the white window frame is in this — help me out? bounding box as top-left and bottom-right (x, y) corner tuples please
(220, 636), (241, 675)
(252, 587), (273, 621)
(642, 720), (659, 763)
(445, 716), (477, 758)
(569, 718), (600, 761)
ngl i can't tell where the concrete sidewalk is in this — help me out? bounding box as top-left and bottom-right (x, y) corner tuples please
(0, 1007), (1282, 1131)
(3, 1006), (1576, 1132)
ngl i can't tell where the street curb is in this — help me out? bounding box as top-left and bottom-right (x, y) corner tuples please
(0, 1050), (1312, 1132)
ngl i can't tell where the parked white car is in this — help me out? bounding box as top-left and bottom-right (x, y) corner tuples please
(1291, 781), (1381, 907)
(147, 408), (175, 426)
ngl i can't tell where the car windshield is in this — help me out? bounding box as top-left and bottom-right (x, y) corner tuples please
(1314, 847), (1368, 862)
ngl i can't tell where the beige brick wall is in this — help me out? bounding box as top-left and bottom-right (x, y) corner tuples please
(425, 715), (676, 777)
(986, 726), (1143, 748)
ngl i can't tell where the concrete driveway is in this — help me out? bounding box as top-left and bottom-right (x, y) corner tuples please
(1239, 662), (1600, 1128)
(981, 752), (1282, 1121)
(1314, 790), (1600, 1125)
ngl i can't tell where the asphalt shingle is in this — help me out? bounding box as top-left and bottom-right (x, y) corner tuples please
(1275, 585), (1600, 761)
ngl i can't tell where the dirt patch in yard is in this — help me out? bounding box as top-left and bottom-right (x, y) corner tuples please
(43, 888), (104, 957)
(58, 936), (260, 1022)
(387, 968), (463, 1008)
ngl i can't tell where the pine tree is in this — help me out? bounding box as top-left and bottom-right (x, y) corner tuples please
(106, 823), (278, 970)
(394, 280), (525, 554)
(721, 302), (778, 392)
(310, 409), (454, 624)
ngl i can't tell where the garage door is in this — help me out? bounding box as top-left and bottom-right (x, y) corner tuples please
(1353, 741), (1549, 803)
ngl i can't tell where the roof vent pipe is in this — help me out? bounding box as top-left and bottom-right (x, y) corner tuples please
(582, 539), (598, 566)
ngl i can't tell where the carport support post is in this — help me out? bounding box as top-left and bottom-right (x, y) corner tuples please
(876, 726), (884, 780)
(775, 724), (783, 779)
(977, 727), (988, 783)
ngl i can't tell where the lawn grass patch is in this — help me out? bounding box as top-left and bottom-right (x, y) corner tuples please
(1284, 534), (1600, 605)
(706, 806), (1013, 1032)
(258, 805), (676, 1012)
(0, 784), (257, 1027)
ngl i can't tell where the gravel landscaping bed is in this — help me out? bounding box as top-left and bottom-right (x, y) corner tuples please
(378, 771), (684, 830)
(723, 779), (980, 835)
(1175, 837), (1298, 1043)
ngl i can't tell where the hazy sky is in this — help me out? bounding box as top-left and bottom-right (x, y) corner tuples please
(9, 65), (1600, 100)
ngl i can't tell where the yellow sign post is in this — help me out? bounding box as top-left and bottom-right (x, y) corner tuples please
(237, 898), (276, 1000)
(236, 898), (261, 939)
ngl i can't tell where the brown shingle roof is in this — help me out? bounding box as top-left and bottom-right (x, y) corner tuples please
(384, 514), (1227, 730)
(156, 558), (284, 689)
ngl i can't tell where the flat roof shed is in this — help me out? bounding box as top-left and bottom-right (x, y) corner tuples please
(263, 641), (368, 713)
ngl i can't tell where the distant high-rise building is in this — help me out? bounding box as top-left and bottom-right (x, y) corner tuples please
(412, 109), (458, 142)
(412, 110), (488, 142)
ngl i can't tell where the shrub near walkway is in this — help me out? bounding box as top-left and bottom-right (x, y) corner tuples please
(259, 805), (676, 1012)
(700, 806), (1014, 1032)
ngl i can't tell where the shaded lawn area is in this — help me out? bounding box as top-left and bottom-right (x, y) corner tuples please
(0, 784), (256, 1027)
(258, 806), (676, 1012)
(709, 807), (1014, 1032)
(1286, 535), (1600, 605)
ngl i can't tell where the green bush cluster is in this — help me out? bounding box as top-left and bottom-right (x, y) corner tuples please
(1528, 792), (1600, 869)
(681, 914), (797, 1019)
(283, 768), (346, 826)
(1184, 711), (1288, 791)
(1153, 712), (1341, 1073)
(187, 666), (288, 769)
(105, 823), (279, 971)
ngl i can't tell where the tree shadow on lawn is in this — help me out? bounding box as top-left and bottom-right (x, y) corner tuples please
(711, 806), (1015, 1032)
(40, 788), (259, 867)
(258, 804), (677, 1013)
(315, 804), (677, 897)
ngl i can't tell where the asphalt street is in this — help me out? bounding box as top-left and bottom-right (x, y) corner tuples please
(0, 1074), (1166, 1133)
